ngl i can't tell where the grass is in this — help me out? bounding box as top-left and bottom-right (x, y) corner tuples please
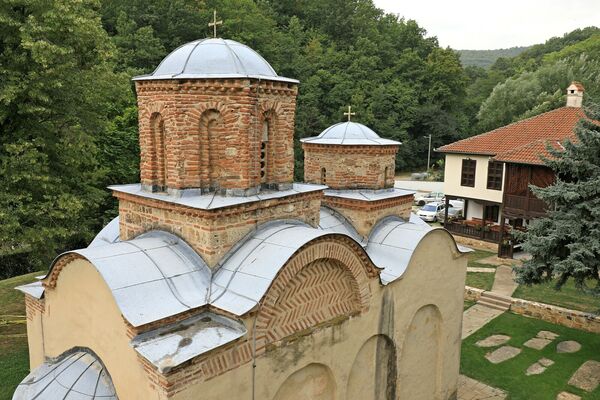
(461, 312), (600, 400)
(0, 271), (44, 400)
(514, 279), (600, 314)
(466, 272), (495, 291)
(468, 249), (501, 269)
(464, 300), (476, 310)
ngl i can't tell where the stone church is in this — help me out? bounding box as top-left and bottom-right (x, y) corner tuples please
(14, 37), (468, 400)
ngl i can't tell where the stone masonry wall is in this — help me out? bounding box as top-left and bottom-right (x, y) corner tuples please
(136, 79), (297, 194)
(115, 191), (322, 267)
(324, 194), (413, 237)
(303, 143), (398, 190)
(511, 298), (600, 334)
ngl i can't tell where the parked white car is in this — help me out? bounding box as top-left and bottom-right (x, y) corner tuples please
(417, 202), (445, 222)
(414, 191), (444, 206)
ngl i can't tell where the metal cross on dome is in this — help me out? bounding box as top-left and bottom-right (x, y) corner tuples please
(344, 106), (356, 121)
(208, 10), (222, 38)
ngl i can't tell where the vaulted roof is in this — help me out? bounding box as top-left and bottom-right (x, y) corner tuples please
(437, 107), (584, 165)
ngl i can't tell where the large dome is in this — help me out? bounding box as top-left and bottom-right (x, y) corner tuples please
(300, 122), (401, 146)
(133, 38), (297, 83)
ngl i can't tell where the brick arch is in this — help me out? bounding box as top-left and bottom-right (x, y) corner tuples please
(255, 235), (378, 346)
(139, 102), (174, 189)
(259, 101), (287, 185)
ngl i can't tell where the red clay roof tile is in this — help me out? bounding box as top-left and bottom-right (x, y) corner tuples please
(437, 107), (584, 164)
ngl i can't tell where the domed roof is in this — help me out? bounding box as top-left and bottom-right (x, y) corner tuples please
(133, 38), (297, 83)
(300, 122), (401, 146)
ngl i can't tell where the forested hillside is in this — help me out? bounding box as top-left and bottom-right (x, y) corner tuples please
(0, 0), (598, 278)
(459, 46), (529, 68)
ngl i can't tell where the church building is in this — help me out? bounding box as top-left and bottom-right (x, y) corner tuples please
(14, 33), (469, 400)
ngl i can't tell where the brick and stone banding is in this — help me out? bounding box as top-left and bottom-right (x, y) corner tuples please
(136, 79), (297, 193)
(303, 143), (398, 190)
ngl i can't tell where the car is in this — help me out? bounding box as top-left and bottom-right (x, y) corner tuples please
(417, 202), (445, 222)
(437, 206), (463, 224)
(414, 191), (444, 206)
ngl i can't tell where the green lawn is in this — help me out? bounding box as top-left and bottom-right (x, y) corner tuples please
(461, 312), (600, 400)
(464, 299), (476, 310)
(468, 249), (500, 269)
(514, 279), (600, 314)
(466, 272), (495, 291)
(0, 271), (44, 400)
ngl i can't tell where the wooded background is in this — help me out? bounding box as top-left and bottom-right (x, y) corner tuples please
(1, 0), (599, 277)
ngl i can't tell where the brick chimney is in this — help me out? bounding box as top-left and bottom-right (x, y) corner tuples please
(566, 81), (584, 108)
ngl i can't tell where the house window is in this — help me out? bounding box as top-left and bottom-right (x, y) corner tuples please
(484, 205), (500, 222)
(321, 167), (327, 184)
(461, 159), (476, 187)
(487, 161), (503, 190)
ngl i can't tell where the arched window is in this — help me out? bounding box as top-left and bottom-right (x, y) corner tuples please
(261, 120), (269, 183)
(150, 113), (167, 191)
(384, 166), (389, 187)
(321, 167), (327, 185)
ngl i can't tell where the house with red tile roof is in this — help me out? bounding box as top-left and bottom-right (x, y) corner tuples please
(436, 82), (586, 257)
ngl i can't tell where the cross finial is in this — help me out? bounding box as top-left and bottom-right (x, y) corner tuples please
(208, 10), (222, 38)
(343, 105), (356, 122)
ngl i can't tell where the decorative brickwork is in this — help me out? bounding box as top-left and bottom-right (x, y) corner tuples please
(303, 143), (398, 190)
(255, 236), (376, 348)
(44, 253), (83, 289)
(136, 79), (297, 194)
(324, 195), (413, 237)
(115, 190), (322, 267)
(24, 294), (45, 320)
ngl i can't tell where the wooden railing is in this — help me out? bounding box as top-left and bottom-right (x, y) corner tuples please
(504, 194), (547, 216)
(445, 221), (502, 243)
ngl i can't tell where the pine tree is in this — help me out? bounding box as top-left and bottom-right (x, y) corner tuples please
(515, 102), (600, 295)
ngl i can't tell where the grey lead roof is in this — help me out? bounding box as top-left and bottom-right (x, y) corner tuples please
(109, 183), (326, 211)
(131, 312), (246, 374)
(300, 121), (401, 146)
(12, 351), (117, 400)
(324, 188), (415, 202)
(133, 38), (298, 83)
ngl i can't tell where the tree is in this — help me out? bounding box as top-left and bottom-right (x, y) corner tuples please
(515, 103), (600, 295)
(0, 0), (127, 276)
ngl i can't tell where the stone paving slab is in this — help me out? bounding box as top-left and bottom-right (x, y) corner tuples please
(557, 392), (581, 400)
(462, 304), (505, 339)
(477, 256), (516, 267)
(568, 360), (600, 392)
(485, 346), (522, 364)
(457, 375), (507, 400)
(467, 267), (496, 273)
(524, 337), (552, 350)
(476, 334), (511, 348)
(537, 330), (559, 340)
(557, 340), (582, 354)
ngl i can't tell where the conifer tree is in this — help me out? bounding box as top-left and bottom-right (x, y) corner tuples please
(515, 102), (600, 295)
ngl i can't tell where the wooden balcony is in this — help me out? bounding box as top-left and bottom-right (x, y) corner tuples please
(503, 194), (547, 218)
(445, 220), (503, 243)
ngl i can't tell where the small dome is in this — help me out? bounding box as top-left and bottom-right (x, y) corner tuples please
(300, 122), (401, 146)
(133, 38), (297, 83)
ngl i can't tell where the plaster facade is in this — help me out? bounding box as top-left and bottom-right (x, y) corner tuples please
(443, 154), (504, 203)
(25, 230), (466, 400)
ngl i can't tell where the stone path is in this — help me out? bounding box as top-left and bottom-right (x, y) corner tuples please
(457, 375), (507, 400)
(467, 267), (496, 273)
(462, 304), (505, 339)
(490, 265), (518, 297)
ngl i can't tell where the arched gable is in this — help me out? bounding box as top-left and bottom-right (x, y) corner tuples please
(255, 235), (378, 346)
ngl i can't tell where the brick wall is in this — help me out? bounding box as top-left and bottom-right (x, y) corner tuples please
(323, 194), (413, 237)
(115, 190), (322, 267)
(303, 143), (398, 190)
(136, 79), (297, 194)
